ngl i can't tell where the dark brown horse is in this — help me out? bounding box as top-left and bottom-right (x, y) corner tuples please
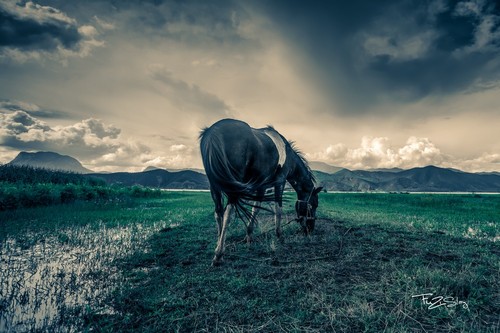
(200, 119), (322, 265)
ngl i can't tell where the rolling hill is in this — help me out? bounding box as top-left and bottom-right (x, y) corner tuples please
(144, 166), (206, 174)
(90, 169), (208, 189)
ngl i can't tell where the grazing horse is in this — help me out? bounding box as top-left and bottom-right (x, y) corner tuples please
(199, 119), (323, 265)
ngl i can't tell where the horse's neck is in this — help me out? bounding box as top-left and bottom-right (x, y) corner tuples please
(288, 155), (314, 199)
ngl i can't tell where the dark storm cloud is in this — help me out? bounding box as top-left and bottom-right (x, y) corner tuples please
(0, 1), (81, 51)
(251, 0), (500, 115)
(94, 0), (255, 48)
(0, 1), (102, 61)
(24, 0), (259, 55)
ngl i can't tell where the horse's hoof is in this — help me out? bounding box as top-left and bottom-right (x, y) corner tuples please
(244, 235), (252, 244)
(212, 256), (223, 267)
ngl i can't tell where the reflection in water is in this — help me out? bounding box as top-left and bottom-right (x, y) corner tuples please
(0, 220), (169, 332)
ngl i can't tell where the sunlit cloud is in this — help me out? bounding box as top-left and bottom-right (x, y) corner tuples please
(309, 136), (445, 170)
(0, 101), (204, 172)
(0, 106), (147, 170)
(141, 144), (198, 170)
(309, 135), (499, 173)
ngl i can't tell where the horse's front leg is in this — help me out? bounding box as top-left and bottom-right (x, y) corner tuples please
(275, 201), (283, 238)
(212, 203), (234, 266)
(274, 184), (284, 239)
(244, 203), (259, 244)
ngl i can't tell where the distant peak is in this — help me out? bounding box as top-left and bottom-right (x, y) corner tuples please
(144, 166), (163, 172)
(9, 151), (93, 174)
(309, 161), (344, 174)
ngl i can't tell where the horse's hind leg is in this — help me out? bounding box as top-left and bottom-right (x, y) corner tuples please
(211, 188), (223, 237)
(213, 203), (234, 266)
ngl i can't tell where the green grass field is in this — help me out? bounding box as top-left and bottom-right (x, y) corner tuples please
(1, 192), (499, 332)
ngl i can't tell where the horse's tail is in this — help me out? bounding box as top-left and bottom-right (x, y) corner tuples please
(199, 127), (275, 219)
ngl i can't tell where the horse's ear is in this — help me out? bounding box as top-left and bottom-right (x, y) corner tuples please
(314, 187), (324, 195)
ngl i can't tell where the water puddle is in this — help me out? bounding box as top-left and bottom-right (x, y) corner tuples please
(0, 220), (169, 332)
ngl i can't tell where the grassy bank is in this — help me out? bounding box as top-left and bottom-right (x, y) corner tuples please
(1, 192), (499, 332)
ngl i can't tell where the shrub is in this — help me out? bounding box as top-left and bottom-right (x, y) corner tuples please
(60, 185), (79, 204)
(0, 185), (19, 210)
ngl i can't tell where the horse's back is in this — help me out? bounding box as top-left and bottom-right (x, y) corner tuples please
(202, 119), (253, 140)
(200, 119), (281, 192)
(201, 119), (253, 164)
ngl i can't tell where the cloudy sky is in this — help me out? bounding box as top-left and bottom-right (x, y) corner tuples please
(1, 0), (499, 172)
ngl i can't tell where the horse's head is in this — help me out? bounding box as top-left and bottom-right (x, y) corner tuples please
(295, 186), (323, 234)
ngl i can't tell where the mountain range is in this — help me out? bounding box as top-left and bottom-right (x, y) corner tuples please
(314, 166), (500, 192)
(5, 151), (500, 192)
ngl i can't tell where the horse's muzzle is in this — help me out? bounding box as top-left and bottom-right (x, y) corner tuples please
(297, 216), (316, 234)
(306, 218), (315, 233)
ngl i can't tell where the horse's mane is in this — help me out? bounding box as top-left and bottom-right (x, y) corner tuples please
(288, 141), (316, 183)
